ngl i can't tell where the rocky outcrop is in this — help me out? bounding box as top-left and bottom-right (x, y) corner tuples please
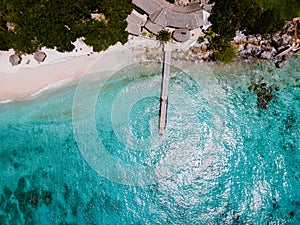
(233, 18), (300, 67)
(248, 80), (280, 109)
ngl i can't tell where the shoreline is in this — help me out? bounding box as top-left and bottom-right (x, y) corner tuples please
(0, 54), (98, 102)
(0, 33), (298, 105)
(0, 37), (161, 104)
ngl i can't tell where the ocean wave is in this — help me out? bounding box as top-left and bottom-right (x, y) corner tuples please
(0, 99), (13, 104)
(29, 78), (74, 98)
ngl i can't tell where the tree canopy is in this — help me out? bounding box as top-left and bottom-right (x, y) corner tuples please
(214, 44), (237, 62)
(254, 0), (300, 20)
(0, 0), (133, 54)
(209, 0), (286, 51)
(157, 30), (172, 42)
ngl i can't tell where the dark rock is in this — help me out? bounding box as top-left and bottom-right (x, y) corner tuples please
(71, 204), (78, 216)
(275, 61), (284, 68)
(14, 190), (27, 206)
(35, 146), (44, 153)
(13, 162), (20, 169)
(257, 91), (273, 109)
(25, 190), (39, 208)
(0, 215), (6, 224)
(250, 81), (275, 109)
(63, 183), (70, 202)
(281, 34), (292, 45)
(41, 191), (52, 206)
(272, 199), (280, 209)
(248, 84), (254, 92)
(3, 186), (13, 199)
(0, 194), (5, 209)
(280, 23), (293, 35)
(289, 211), (295, 217)
(271, 36), (283, 49)
(17, 177), (27, 191)
(277, 45), (289, 53)
(260, 50), (273, 60)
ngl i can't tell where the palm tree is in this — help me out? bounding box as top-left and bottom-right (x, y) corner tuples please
(157, 29), (172, 42)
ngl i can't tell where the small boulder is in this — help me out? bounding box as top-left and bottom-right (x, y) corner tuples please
(201, 43), (208, 51)
(260, 50), (273, 60)
(275, 60), (284, 68)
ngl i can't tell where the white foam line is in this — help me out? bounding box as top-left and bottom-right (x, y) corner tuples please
(0, 78), (73, 104)
(0, 99), (13, 104)
(30, 77), (74, 97)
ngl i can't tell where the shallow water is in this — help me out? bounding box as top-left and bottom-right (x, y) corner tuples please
(0, 56), (299, 224)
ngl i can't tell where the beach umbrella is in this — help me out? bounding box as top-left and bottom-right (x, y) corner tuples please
(9, 54), (22, 66)
(34, 51), (47, 63)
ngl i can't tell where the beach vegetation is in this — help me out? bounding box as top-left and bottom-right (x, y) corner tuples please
(209, 0), (286, 51)
(0, 17), (10, 51)
(0, 0), (133, 54)
(254, 0), (300, 20)
(214, 44), (237, 62)
(157, 30), (172, 42)
(198, 36), (205, 43)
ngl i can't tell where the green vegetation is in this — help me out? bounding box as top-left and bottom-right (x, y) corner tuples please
(0, 0), (133, 54)
(254, 0), (300, 20)
(214, 44), (237, 62)
(157, 30), (172, 42)
(208, 0), (287, 61)
(198, 36), (205, 43)
(149, 33), (155, 39)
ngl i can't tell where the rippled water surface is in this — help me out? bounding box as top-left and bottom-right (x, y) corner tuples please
(0, 56), (299, 224)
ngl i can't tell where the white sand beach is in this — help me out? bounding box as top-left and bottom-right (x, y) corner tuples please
(0, 37), (161, 103)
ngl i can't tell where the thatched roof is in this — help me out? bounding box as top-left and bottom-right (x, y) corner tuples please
(132, 0), (168, 15)
(133, 0), (205, 30)
(34, 51), (47, 63)
(149, 8), (203, 29)
(172, 29), (190, 42)
(126, 10), (146, 36)
(126, 23), (142, 36)
(9, 54), (22, 66)
(170, 3), (202, 13)
(144, 20), (163, 35)
(126, 10), (145, 25)
(201, 3), (213, 13)
(149, 8), (167, 27)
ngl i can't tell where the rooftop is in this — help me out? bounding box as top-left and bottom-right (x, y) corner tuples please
(126, 10), (147, 36)
(133, 0), (206, 30)
(144, 20), (164, 35)
(172, 29), (191, 42)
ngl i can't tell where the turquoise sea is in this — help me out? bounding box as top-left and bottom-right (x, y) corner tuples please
(0, 56), (299, 224)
